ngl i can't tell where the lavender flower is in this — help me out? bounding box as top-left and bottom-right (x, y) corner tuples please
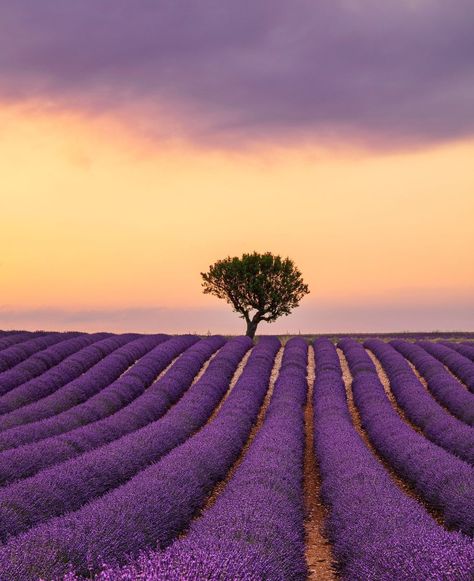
(418, 341), (474, 392)
(339, 339), (474, 536)
(0, 334), (168, 433)
(0, 337), (277, 580)
(314, 339), (474, 580)
(365, 339), (474, 465)
(391, 340), (474, 425)
(94, 338), (308, 580)
(0, 332), (81, 380)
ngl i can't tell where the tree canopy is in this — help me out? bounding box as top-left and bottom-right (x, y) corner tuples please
(201, 252), (309, 339)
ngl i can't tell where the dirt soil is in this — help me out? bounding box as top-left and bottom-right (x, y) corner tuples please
(304, 345), (337, 581)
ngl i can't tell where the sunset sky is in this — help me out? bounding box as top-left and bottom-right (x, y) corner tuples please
(1, 1), (473, 334)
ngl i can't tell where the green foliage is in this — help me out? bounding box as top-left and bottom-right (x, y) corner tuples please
(201, 252), (309, 338)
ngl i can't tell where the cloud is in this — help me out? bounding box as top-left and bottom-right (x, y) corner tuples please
(0, 1), (473, 147)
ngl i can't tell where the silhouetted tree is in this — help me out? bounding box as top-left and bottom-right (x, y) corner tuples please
(201, 252), (310, 339)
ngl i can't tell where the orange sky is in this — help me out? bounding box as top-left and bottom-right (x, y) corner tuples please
(1, 102), (473, 333)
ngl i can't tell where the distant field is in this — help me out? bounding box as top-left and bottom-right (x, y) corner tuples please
(276, 331), (474, 344)
(0, 329), (472, 580)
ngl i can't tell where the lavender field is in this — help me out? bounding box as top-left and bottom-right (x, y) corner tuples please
(0, 330), (473, 580)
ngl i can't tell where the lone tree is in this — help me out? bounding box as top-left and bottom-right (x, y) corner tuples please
(201, 251), (309, 339)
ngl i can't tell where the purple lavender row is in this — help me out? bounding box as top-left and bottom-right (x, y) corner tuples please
(418, 341), (474, 392)
(101, 337), (309, 581)
(0, 337), (277, 580)
(0, 336), (244, 540)
(312, 339), (474, 580)
(0, 334), (167, 435)
(0, 333), (111, 410)
(391, 340), (474, 425)
(339, 339), (474, 536)
(0, 333), (77, 374)
(366, 339), (474, 465)
(0, 335), (212, 485)
(441, 341), (474, 362)
(0, 331), (45, 352)
(0, 332), (80, 376)
(0, 334), (180, 447)
(0, 335), (193, 452)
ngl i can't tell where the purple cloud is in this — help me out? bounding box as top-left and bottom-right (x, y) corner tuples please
(0, 1), (473, 146)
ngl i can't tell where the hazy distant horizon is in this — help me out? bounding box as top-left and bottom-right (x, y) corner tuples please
(2, 300), (473, 335)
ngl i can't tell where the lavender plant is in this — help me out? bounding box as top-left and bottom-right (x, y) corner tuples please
(0, 333), (111, 411)
(96, 337), (309, 580)
(392, 340), (474, 425)
(418, 341), (474, 392)
(0, 331), (41, 352)
(0, 337), (278, 580)
(314, 339), (474, 580)
(0, 335), (215, 484)
(0, 334), (168, 433)
(0, 336), (248, 540)
(0, 332), (80, 378)
(441, 341), (474, 362)
(366, 339), (474, 464)
(339, 339), (474, 535)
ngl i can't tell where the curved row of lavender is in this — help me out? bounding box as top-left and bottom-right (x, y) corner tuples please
(391, 340), (474, 425)
(0, 335), (205, 486)
(0, 336), (235, 540)
(460, 343), (474, 359)
(0, 335), (193, 456)
(0, 333), (112, 411)
(0, 340), (189, 453)
(0, 334), (167, 435)
(0, 337), (278, 580)
(339, 339), (474, 535)
(0, 332), (81, 381)
(365, 339), (474, 465)
(0, 334), (140, 437)
(442, 341), (474, 362)
(96, 337), (309, 580)
(0, 331), (45, 351)
(418, 341), (474, 392)
(313, 339), (474, 580)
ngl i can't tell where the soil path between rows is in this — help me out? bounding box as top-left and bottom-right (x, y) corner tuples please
(304, 345), (336, 581)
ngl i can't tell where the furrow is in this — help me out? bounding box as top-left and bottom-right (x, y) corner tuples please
(304, 345), (336, 581)
(198, 346), (283, 514)
(366, 350), (426, 437)
(337, 348), (430, 513)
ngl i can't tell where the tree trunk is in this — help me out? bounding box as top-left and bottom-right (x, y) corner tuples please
(245, 318), (259, 340)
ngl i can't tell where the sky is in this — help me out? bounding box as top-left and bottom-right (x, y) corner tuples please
(1, 1), (473, 334)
